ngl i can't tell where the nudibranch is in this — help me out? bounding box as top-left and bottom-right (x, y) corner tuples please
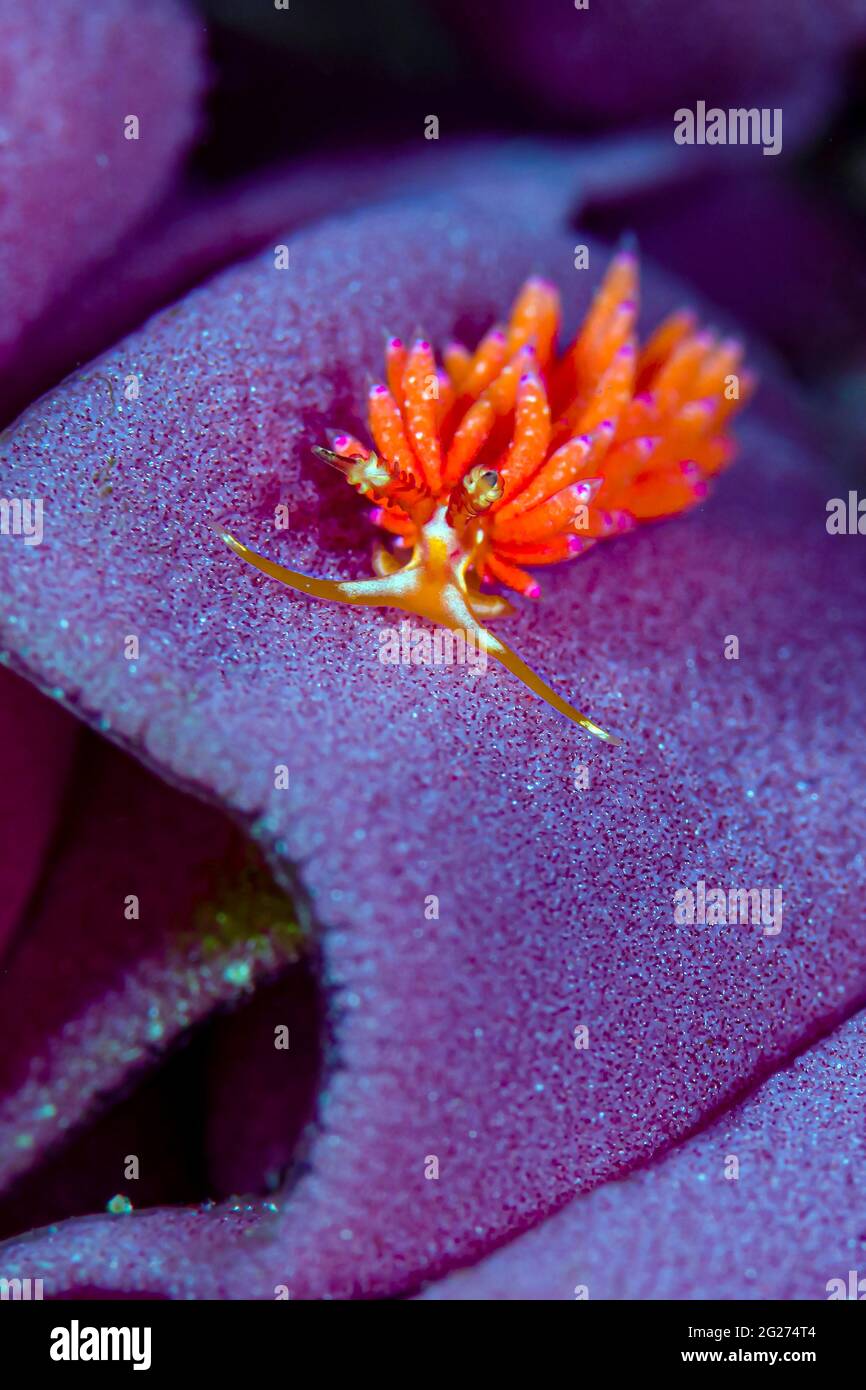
(217, 250), (751, 742)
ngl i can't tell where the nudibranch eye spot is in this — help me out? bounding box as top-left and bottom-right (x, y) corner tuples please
(218, 250), (752, 743)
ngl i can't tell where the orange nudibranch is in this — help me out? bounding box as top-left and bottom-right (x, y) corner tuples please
(218, 249), (753, 742)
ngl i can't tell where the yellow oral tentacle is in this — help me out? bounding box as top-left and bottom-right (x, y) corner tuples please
(464, 588), (515, 621)
(432, 581), (619, 743)
(481, 628), (620, 744)
(214, 527), (411, 607)
(371, 543), (407, 577)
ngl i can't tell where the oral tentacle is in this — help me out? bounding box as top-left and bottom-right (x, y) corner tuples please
(460, 605), (619, 743)
(464, 588), (515, 621)
(371, 543), (406, 577)
(215, 527), (414, 608)
(399, 575), (618, 740)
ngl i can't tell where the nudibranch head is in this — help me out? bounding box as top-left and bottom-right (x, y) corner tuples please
(218, 249), (752, 743)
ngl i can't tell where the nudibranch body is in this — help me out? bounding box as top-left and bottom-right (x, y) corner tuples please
(218, 250), (752, 742)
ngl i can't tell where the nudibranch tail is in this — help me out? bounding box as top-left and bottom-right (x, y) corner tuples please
(217, 249), (751, 740)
